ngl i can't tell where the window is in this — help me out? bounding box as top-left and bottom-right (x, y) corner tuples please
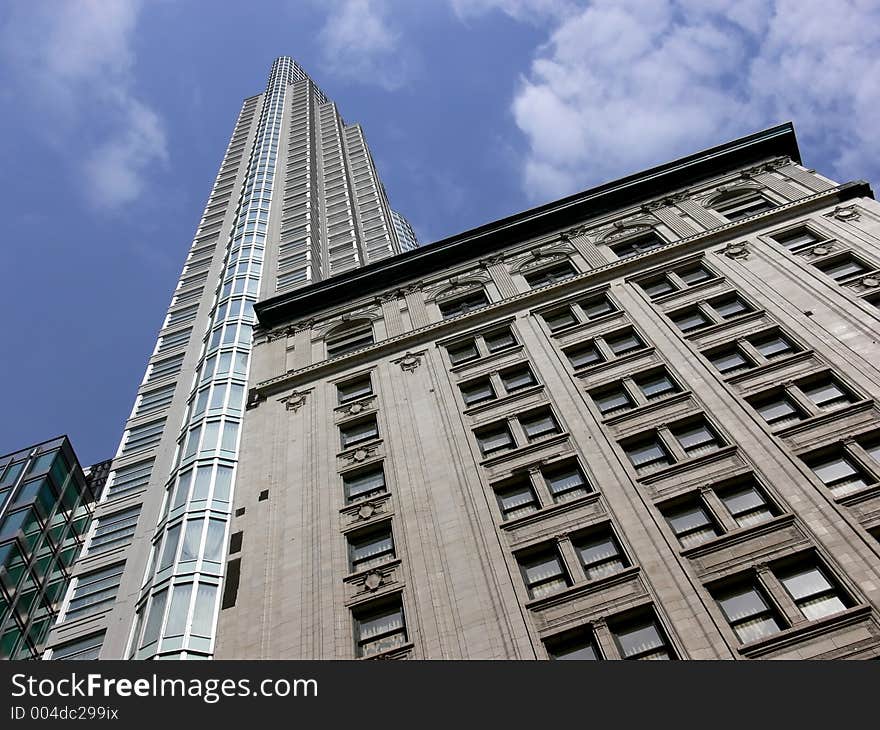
(354, 597), (407, 657)
(777, 563), (849, 621)
(564, 341), (603, 369)
(704, 329), (800, 376)
(542, 293), (616, 332)
(611, 232), (665, 259)
(500, 364), (536, 392)
(460, 377), (495, 406)
(605, 330), (644, 356)
(343, 464), (387, 503)
(814, 255), (870, 282)
(445, 326), (516, 366)
(718, 481), (776, 527)
(340, 416), (379, 449)
(475, 423), (514, 456)
(494, 477), (539, 521)
(713, 191), (775, 221)
(800, 377), (854, 411)
(438, 290), (488, 319)
(64, 563), (125, 621)
(541, 461), (591, 503)
(348, 524), (395, 573)
(518, 546), (570, 599)
(545, 629), (600, 660)
(715, 582), (782, 643)
(337, 375), (372, 404)
(750, 392), (805, 427)
(51, 632), (105, 661)
(88, 507), (140, 555)
(610, 613), (673, 660)
(573, 528), (628, 581)
(713, 558), (851, 645)
(326, 321), (374, 358)
(639, 262), (715, 298)
(771, 227), (821, 251)
(543, 307), (577, 331)
(592, 384), (633, 416)
(519, 409), (561, 441)
(806, 452), (872, 497)
(670, 293), (752, 334)
(634, 370), (679, 400)
(524, 261), (576, 288)
(672, 421), (722, 457)
(665, 501), (721, 548)
(624, 435), (673, 473)
(671, 308), (710, 333)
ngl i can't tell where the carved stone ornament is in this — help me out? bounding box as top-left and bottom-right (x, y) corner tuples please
(861, 276), (880, 289)
(741, 157), (790, 178)
(642, 190), (690, 211)
(560, 224), (591, 240)
(394, 351), (425, 373)
(357, 503), (376, 520)
(720, 241), (750, 260)
(824, 205), (861, 222)
(346, 445), (379, 464)
(811, 245), (833, 257)
(479, 254), (506, 269)
(364, 572), (384, 591)
(279, 390), (309, 412)
(341, 401), (370, 417)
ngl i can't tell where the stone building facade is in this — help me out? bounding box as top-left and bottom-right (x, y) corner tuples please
(214, 123), (880, 660)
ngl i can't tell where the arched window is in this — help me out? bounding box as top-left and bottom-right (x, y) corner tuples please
(437, 289), (489, 319)
(325, 320), (374, 358)
(711, 189), (775, 221)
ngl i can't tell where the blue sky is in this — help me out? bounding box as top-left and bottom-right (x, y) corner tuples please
(0, 0), (878, 465)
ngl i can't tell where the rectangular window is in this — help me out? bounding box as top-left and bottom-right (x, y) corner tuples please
(51, 632), (105, 661)
(494, 477), (540, 521)
(573, 529), (628, 581)
(348, 524), (395, 573)
(715, 582), (782, 643)
(610, 613), (673, 660)
(326, 323), (374, 358)
(752, 333), (797, 359)
(448, 340), (479, 365)
(711, 294), (752, 319)
(337, 375), (373, 404)
(751, 392), (804, 427)
(777, 564), (849, 621)
(475, 423), (514, 455)
(545, 629), (600, 660)
(808, 453), (872, 497)
(671, 308), (710, 333)
(484, 327), (516, 352)
(714, 193), (774, 220)
(518, 547), (570, 599)
(354, 597), (407, 657)
(718, 482), (775, 528)
(543, 307), (577, 331)
(635, 371), (679, 400)
(88, 507), (140, 555)
(592, 384), (634, 415)
(542, 461), (590, 503)
(64, 563), (125, 621)
(340, 416), (379, 449)
(677, 264), (713, 285)
(672, 421), (722, 457)
(641, 276), (675, 298)
(564, 341), (603, 369)
(519, 409), (561, 441)
(105, 459), (154, 501)
(605, 330), (644, 356)
(800, 378), (854, 411)
(665, 501), (720, 548)
(460, 378), (495, 406)
(815, 255), (869, 282)
(343, 464), (387, 503)
(708, 346), (751, 375)
(500, 365), (536, 393)
(772, 227), (820, 250)
(580, 294), (616, 320)
(625, 436), (673, 473)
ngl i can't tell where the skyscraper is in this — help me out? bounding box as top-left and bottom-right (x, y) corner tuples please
(214, 124), (880, 660)
(391, 210), (420, 252)
(44, 57), (409, 660)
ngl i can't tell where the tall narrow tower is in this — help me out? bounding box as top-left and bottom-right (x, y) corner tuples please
(44, 57), (413, 660)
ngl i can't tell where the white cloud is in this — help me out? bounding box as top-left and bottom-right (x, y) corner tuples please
(456, 0), (880, 201)
(317, 0), (413, 90)
(1, 0), (167, 209)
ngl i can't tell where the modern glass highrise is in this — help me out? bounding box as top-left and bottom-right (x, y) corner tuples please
(44, 57), (415, 660)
